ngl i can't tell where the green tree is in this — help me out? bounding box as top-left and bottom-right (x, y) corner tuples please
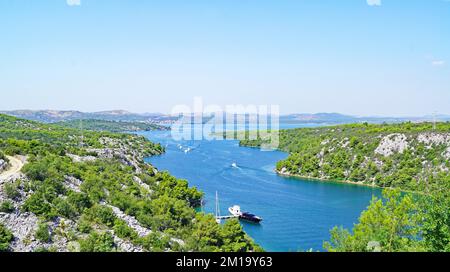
(221, 219), (262, 252)
(420, 180), (450, 252)
(186, 214), (222, 252)
(324, 189), (421, 252)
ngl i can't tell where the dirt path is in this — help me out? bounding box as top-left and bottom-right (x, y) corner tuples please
(0, 156), (25, 182)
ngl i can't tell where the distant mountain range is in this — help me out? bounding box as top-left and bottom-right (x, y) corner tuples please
(1, 110), (449, 125)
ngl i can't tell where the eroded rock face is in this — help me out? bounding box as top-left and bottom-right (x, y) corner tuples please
(67, 154), (97, 163)
(64, 175), (83, 193)
(86, 148), (143, 174)
(133, 176), (150, 191)
(418, 133), (450, 146)
(113, 236), (144, 252)
(0, 159), (7, 172)
(375, 134), (408, 157)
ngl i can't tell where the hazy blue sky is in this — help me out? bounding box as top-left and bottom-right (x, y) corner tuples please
(0, 0), (449, 116)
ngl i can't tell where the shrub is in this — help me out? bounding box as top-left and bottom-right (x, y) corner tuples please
(3, 181), (21, 200)
(79, 232), (115, 252)
(0, 224), (14, 252)
(139, 232), (170, 252)
(35, 223), (51, 243)
(88, 205), (117, 227)
(113, 219), (138, 241)
(52, 197), (77, 219)
(0, 201), (15, 213)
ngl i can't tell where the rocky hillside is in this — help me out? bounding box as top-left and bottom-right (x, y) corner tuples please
(0, 152), (7, 172)
(0, 114), (260, 252)
(240, 122), (450, 191)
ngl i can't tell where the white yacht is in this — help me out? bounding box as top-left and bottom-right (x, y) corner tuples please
(228, 205), (263, 223)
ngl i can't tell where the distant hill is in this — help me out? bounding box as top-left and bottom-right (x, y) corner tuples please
(280, 113), (356, 123)
(54, 119), (170, 133)
(1, 110), (449, 125)
(280, 113), (450, 124)
(0, 110), (178, 124)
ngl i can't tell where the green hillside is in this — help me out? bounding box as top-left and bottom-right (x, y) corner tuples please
(240, 122), (450, 192)
(0, 114), (260, 252)
(239, 122), (450, 252)
(54, 119), (169, 133)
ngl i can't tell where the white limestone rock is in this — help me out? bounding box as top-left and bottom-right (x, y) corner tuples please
(375, 133), (408, 157)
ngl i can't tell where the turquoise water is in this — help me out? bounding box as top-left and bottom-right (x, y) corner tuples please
(141, 125), (381, 252)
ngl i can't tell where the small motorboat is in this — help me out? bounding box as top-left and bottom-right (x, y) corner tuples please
(228, 205), (263, 223)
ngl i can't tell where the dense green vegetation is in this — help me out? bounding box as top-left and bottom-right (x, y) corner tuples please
(0, 114), (164, 158)
(0, 114), (260, 252)
(240, 122), (450, 192)
(237, 121), (450, 252)
(54, 119), (169, 133)
(238, 122), (450, 251)
(324, 180), (450, 252)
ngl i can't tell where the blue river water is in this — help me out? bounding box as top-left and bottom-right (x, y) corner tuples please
(141, 124), (381, 252)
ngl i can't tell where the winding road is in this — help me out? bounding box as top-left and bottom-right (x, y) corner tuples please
(0, 156), (25, 182)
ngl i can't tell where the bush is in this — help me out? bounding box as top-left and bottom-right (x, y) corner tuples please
(139, 232), (170, 252)
(0, 201), (15, 213)
(3, 181), (21, 200)
(35, 223), (51, 243)
(79, 232), (115, 252)
(67, 192), (92, 214)
(87, 205), (117, 227)
(76, 215), (93, 234)
(52, 197), (77, 219)
(113, 219), (138, 241)
(0, 224), (14, 252)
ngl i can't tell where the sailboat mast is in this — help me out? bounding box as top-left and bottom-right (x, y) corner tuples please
(215, 191), (221, 223)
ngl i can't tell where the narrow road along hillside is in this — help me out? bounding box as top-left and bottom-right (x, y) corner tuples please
(0, 156), (25, 183)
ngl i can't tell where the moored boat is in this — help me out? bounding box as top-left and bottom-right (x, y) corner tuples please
(228, 205), (263, 223)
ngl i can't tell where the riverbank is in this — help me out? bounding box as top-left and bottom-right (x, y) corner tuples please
(276, 169), (378, 187)
(275, 169), (425, 196)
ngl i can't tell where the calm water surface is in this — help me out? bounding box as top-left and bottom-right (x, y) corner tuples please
(141, 124), (381, 252)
